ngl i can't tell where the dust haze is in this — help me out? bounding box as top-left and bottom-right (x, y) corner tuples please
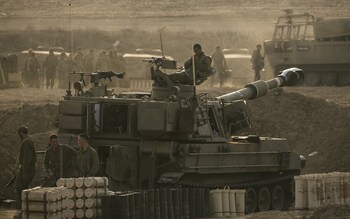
(1, 0), (350, 218)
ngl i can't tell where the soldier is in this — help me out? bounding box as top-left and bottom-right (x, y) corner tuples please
(168, 44), (213, 85)
(83, 49), (95, 72)
(74, 48), (84, 72)
(211, 46), (227, 87)
(107, 51), (119, 87)
(95, 51), (109, 71)
(108, 51), (118, 71)
(106, 146), (132, 191)
(43, 134), (78, 186)
(26, 52), (41, 88)
(68, 53), (75, 74)
(43, 49), (58, 89)
(14, 126), (36, 208)
(57, 52), (69, 89)
(251, 44), (265, 81)
(76, 133), (99, 177)
(23, 49), (33, 87)
(116, 51), (126, 73)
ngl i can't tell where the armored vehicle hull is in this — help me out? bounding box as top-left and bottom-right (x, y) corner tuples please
(58, 64), (305, 213)
(264, 11), (350, 86)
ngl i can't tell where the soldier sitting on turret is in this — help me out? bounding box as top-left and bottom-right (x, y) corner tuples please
(168, 44), (214, 85)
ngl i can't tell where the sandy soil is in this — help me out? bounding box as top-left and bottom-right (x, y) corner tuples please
(1, 1), (350, 218)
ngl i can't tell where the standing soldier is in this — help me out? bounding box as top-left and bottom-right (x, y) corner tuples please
(14, 126), (36, 208)
(26, 52), (41, 88)
(43, 49), (58, 89)
(76, 133), (99, 177)
(74, 48), (84, 72)
(95, 51), (109, 71)
(251, 44), (265, 81)
(43, 134), (78, 186)
(211, 45), (227, 87)
(57, 52), (69, 89)
(83, 49), (95, 72)
(68, 53), (75, 74)
(107, 51), (118, 86)
(67, 53), (77, 83)
(108, 51), (118, 71)
(116, 51), (126, 73)
(23, 49), (33, 87)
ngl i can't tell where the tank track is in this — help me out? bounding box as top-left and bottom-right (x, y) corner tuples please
(177, 173), (295, 189)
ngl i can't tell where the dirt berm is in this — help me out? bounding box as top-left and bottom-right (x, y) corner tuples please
(245, 89), (350, 174)
(0, 104), (58, 198)
(0, 89), (349, 198)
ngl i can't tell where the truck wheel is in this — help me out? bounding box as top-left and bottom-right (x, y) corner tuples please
(305, 72), (321, 86)
(321, 73), (337, 86)
(245, 187), (257, 213)
(257, 187), (271, 211)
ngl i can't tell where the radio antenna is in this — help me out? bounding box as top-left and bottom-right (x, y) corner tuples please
(160, 32), (164, 58)
(66, 2), (72, 97)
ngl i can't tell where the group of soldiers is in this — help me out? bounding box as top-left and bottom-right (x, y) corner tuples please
(13, 126), (99, 208)
(185, 44), (264, 88)
(157, 43), (265, 87)
(23, 48), (126, 89)
(171, 44), (264, 87)
(22, 44), (264, 89)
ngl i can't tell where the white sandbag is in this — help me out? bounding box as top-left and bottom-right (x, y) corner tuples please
(76, 208), (85, 219)
(83, 177), (109, 188)
(76, 198), (85, 208)
(75, 177), (84, 188)
(22, 201), (57, 213)
(76, 188), (84, 199)
(85, 198), (102, 208)
(84, 188), (108, 198)
(85, 208), (102, 219)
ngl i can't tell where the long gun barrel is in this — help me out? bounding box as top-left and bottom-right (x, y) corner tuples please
(216, 67), (304, 101)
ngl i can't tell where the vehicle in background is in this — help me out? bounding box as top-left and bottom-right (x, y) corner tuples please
(264, 10), (350, 86)
(0, 54), (21, 88)
(222, 48), (252, 87)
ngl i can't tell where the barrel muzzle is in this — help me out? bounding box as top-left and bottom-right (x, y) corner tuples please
(277, 67), (304, 86)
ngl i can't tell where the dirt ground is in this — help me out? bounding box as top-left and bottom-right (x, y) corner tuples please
(1, 85), (350, 219)
(1, 0), (350, 218)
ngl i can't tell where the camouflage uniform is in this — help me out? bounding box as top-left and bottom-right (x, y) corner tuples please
(74, 52), (84, 72)
(44, 144), (78, 185)
(251, 49), (264, 81)
(76, 146), (99, 177)
(14, 136), (36, 207)
(57, 55), (69, 89)
(106, 146), (132, 191)
(96, 52), (109, 71)
(83, 53), (95, 72)
(43, 53), (58, 89)
(168, 51), (212, 85)
(211, 50), (227, 87)
(25, 55), (41, 88)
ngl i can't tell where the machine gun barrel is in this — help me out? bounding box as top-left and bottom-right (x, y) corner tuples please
(216, 67), (304, 101)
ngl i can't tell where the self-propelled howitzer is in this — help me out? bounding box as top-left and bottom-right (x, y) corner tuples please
(58, 62), (305, 213)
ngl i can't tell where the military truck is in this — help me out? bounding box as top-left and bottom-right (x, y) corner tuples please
(264, 10), (350, 86)
(57, 59), (305, 213)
